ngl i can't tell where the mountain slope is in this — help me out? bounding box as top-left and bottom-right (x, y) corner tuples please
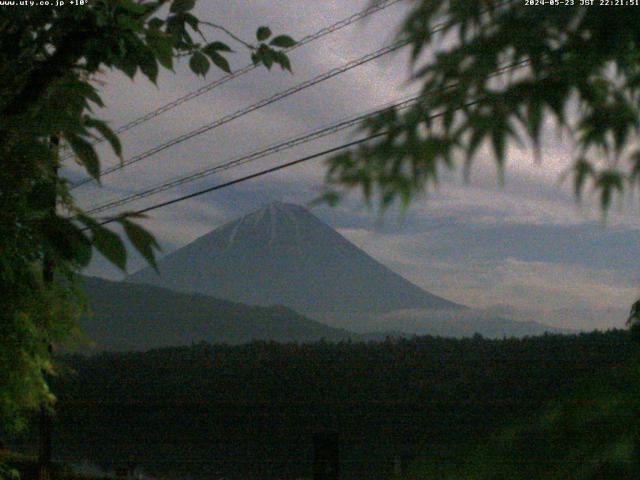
(78, 276), (358, 351)
(127, 202), (461, 321)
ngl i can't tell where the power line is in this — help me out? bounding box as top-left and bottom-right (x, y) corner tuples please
(60, 0), (406, 163)
(70, 36), (414, 190)
(70, 0), (519, 189)
(83, 96), (421, 215)
(86, 97), (491, 230)
(88, 133), (386, 230)
(84, 59), (531, 216)
(83, 55), (533, 226)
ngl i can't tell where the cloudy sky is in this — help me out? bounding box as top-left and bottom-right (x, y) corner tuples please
(68, 0), (640, 331)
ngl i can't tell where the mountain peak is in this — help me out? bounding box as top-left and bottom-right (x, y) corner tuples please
(127, 203), (462, 323)
(265, 200), (301, 210)
(254, 200), (308, 218)
(220, 202), (324, 253)
(254, 201), (312, 220)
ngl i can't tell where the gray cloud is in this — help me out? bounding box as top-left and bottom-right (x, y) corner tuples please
(72, 1), (640, 330)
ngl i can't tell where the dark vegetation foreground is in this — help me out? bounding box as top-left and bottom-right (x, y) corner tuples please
(11, 330), (639, 480)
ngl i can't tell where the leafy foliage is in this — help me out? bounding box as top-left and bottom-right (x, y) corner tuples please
(0, 0), (294, 432)
(318, 8), (640, 473)
(325, 1), (640, 211)
(414, 357), (640, 480)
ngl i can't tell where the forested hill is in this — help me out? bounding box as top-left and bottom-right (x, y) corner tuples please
(50, 331), (636, 480)
(78, 276), (358, 351)
(59, 330), (633, 406)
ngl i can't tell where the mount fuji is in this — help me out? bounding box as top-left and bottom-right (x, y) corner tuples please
(127, 202), (462, 324)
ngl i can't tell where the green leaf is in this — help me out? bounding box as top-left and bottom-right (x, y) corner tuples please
(117, 15), (141, 32)
(139, 48), (159, 83)
(189, 51), (210, 77)
(84, 117), (122, 159)
(491, 128), (506, 182)
(72, 234), (93, 268)
(256, 26), (272, 41)
(596, 170), (623, 212)
(203, 41), (232, 54)
(149, 32), (174, 70)
(206, 50), (231, 73)
(119, 218), (161, 271)
(628, 300), (640, 326)
(269, 35), (296, 48)
(66, 134), (101, 181)
(120, 0), (147, 15)
(629, 151), (640, 188)
(182, 12), (199, 30)
(280, 54), (291, 72)
(274, 51), (292, 72)
(467, 127), (486, 164)
(166, 14), (186, 38)
(573, 158), (594, 199)
(74, 80), (104, 108)
(45, 216), (92, 267)
(527, 99), (543, 161)
(94, 227), (127, 271)
(119, 55), (138, 79)
(256, 45), (274, 69)
(77, 215), (127, 271)
(148, 17), (164, 30)
(170, 0), (195, 13)
(261, 51), (273, 69)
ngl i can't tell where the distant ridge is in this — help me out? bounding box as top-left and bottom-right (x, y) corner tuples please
(78, 276), (565, 351)
(79, 276), (358, 352)
(127, 202), (462, 323)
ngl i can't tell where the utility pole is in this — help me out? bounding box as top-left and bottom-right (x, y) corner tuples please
(38, 135), (59, 480)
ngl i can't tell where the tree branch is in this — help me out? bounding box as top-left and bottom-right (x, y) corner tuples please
(198, 21), (254, 50)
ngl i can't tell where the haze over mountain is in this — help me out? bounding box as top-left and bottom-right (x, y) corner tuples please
(344, 308), (570, 338)
(78, 276), (357, 351)
(77, 276), (565, 351)
(127, 202), (462, 324)
(122, 202), (569, 337)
